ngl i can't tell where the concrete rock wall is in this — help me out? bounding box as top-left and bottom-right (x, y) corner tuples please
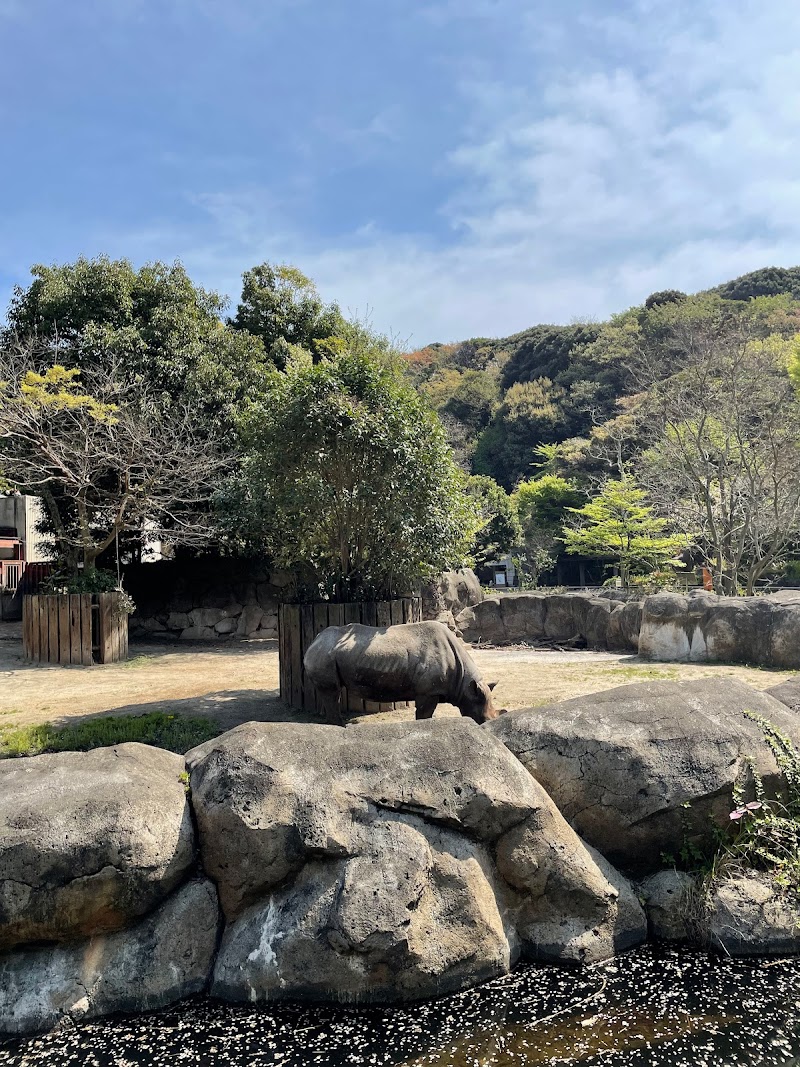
(456, 589), (800, 670)
(2, 673), (798, 1035)
(456, 592), (641, 652)
(639, 592), (800, 669)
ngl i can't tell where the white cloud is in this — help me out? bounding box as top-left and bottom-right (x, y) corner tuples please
(110, 0), (800, 343)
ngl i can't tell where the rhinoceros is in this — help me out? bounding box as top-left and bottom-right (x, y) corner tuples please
(303, 620), (506, 726)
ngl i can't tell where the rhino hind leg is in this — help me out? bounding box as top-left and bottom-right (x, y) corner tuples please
(415, 697), (438, 720)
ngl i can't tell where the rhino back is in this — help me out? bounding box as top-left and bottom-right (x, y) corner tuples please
(330, 622), (461, 701)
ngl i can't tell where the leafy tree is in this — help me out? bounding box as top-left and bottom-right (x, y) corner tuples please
(474, 377), (566, 488)
(5, 256), (268, 431)
(0, 342), (229, 574)
(513, 474), (584, 586)
(466, 475), (522, 567)
(230, 262), (343, 369)
(222, 341), (478, 600)
(644, 289), (687, 309)
(637, 321), (800, 594)
(714, 266), (800, 302)
(562, 477), (686, 586)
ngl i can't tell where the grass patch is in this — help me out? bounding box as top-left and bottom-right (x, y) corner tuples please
(118, 655), (156, 670)
(599, 665), (680, 682)
(0, 712), (222, 758)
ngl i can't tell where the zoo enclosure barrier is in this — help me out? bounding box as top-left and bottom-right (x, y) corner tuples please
(279, 597), (422, 714)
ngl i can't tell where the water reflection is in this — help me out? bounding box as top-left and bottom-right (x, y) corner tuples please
(1, 946), (798, 1067)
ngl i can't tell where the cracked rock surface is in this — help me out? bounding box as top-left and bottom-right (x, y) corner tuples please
(0, 878), (219, 1034)
(187, 718), (645, 1003)
(706, 873), (800, 955)
(487, 678), (800, 874)
(0, 743), (195, 950)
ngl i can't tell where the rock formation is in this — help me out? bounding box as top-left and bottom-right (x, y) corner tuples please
(487, 678), (800, 873)
(187, 718), (645, 1003)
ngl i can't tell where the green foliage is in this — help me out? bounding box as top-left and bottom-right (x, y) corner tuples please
(705, 714), (800, 898)
(231, 262), (343, 369)
(466, 475), (522, 567)
(512, 474), (584, 586)
(5, 255), (268, 431)
(474, 377), (568, 488)
(714, 266), (800, 302)
(562, 477), (687, 584)
(41, 568), (136, 614)
(221, 340), (479, 601)
(644, 289), (687, 309)
(0, 712), (221, 758)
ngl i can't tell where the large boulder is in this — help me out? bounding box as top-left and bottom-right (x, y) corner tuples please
(639, 592), (800, 668)
(487, 678), (800, 874)
(0, 879), (219, 1035)
(187, 719), (645, 1003)
(422, 569), (482, 621)
(606, 600), (642, 652)
(0, 744), (195, 950)
(706, 874), (800, 956)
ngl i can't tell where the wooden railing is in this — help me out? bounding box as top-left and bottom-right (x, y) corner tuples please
(0, 561), (24, 593)
(23, 593), (129, 665)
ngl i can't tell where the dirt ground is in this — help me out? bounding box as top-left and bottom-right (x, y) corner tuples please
(0, 620), (795, 735)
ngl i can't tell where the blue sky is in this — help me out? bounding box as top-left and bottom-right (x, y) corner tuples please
(2, 0), (800, 344)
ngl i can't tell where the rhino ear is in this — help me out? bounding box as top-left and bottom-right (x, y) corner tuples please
(488, 681), (498, 691)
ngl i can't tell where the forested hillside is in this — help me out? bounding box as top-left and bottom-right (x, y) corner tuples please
(403, 266), (800, 489)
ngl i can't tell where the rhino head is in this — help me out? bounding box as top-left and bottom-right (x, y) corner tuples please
(459, 679), (508, 724)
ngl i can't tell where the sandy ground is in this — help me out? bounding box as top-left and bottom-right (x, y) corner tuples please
(0, 619), (795, 734)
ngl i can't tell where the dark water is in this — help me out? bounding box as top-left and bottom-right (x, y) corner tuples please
(2, 946), (799, 1067)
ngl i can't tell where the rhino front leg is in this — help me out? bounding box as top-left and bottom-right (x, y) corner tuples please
(415, 697), (438, 720)
(317, 686), (346, 727)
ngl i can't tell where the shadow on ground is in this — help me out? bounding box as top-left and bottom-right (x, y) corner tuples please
(43, 688), (316, 734)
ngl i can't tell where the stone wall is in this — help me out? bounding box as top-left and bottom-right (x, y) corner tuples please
(126, 562), (483, 642)
(455, 589), (800, 670)
(125, 559), (286, 641)
(639, 591), (800, 669)
(455, 591), (641, 652)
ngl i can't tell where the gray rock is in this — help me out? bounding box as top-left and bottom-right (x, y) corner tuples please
(606, 601), (642, 652)
(638, 871), (697, 941)
(499, 594), (547, 642)
(0, 744), (194, 950)
(214, 618), (238, 635)
(487, 678), (800, 874)
(179, 625), (216, 641)
(0, 879), (219, 1035)
(187, 719), (645, 1003)
(236, 604), (263, 637)
(543, 593), (591, 641)
(166, 612), (191, 631)
(422, 569), (482, 620)
(457, 597), (504, 643)
(189, 607), (227, 629)
(707, 873), (800, 955)
(765, 678), (800, 712)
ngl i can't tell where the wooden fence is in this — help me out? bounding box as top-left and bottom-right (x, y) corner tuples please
(279, 597), (422, 714)
(22, 593), (129, 665)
